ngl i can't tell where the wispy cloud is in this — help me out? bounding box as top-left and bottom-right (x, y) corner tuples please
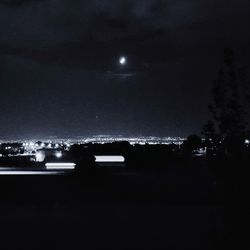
(0, 0), (42, 6)
(105, 71), (137, 80)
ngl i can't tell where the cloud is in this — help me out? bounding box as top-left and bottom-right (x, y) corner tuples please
(0, 0), (250, 71)
(0, 0), (42, 6)
(0, 0), (172, 70)
(105, 71), (137, 80)
(0, 0), (169, 45)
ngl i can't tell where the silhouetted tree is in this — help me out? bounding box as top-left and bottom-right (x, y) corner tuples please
(69, 144), (95, 174)
(183, 134), (202, 152)
(202, 120), (216, 139)
(204, 49), (250, 142)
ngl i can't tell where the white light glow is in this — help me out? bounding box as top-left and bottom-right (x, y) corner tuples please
(245, 139), (250, 144)
(95, 155), (125, 163)
(45, 163), (76, 170)
(55, 151), (62, 158)
(119, 56), (126, 65)
(35, 151), (45, 162)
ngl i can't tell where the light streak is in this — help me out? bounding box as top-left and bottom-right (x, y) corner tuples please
(45, 163), (76, 170)
(0, 171), (61, 175)
(95, 155), (125, 162)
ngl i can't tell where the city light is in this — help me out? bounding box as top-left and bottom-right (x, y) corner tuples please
(35, 151), (45, 162)
(55, 151), (62, 158)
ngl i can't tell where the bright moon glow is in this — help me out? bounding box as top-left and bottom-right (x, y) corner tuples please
(119, 56), (126, 65)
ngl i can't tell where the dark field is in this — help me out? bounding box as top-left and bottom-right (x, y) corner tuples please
(0, 159), (231, 250)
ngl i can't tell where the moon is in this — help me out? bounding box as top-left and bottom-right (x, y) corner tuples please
(119, 56), (126, 65)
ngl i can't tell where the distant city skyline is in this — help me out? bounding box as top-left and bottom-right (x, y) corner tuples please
(0, 135), (185, 143)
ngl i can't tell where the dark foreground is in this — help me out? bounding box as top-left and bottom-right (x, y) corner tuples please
(0, 159), (247, 250)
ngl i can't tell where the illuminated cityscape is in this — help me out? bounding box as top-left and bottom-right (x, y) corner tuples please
(0, 136), (184, 156)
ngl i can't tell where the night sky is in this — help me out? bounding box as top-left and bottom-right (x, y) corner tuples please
(0, 0), (250, 139)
